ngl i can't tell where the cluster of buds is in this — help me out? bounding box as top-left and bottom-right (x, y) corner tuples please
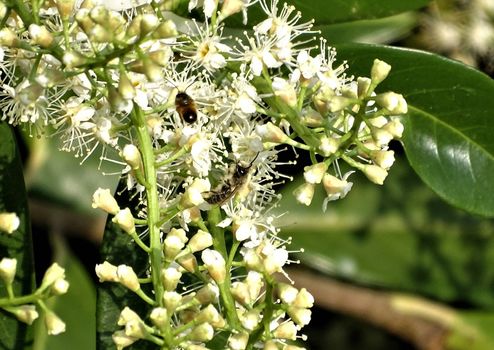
(0, 212), (68, 335)
(292, 58), (406, 210)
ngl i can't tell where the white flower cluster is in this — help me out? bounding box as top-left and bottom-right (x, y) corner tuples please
(0, 0), (407, 348)
(0, 212), (69, 335)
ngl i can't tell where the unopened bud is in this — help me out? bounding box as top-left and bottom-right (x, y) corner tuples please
(142, 58), (162, 82)
(195, 283), (219, 304)
(90, 24), (113, 43)
(189, 323), (214, 342)
(153, 20), (178, 39)
(181, 178), (210, 208)
(140, 14), (159, 35)
(95, 261), (118, 282)
(0, 28), (18, 47)
(304, 162), (327, 184)
(288, 307), (311, 326)
(112, 208), (135, 234)
(383, 119), (404, 139)
(232, 281), (251, 305)
(362, 164), (388, 185)
(256, 122), (288, 143)
(319, 136), (339, 156)
(273, 321), (297, 340)
(112, 330), (138, 349)
(272, 77), (297, 107)
(108, 86), (130, 112)
(278, 283), (298, 304)
(301, 108), (324, 127)
(29, 24), (54, 48)
(4, 305), (38, 325)
(125, 319), (147, 339)
(51, 278), (70, 295)
(370, 150), (395, 169)
(163, 291), (182, 312)
(92, 188), (120, 214)
(116, 265), (140, 292)
(228, 332), (249, 350)
(357, 77), (371, 98)
(90, 6), (109, 25)
(220, 0), (245, 18)
(201, 249), (226, 283)
(63, 51), (86, 68)
(149, 50), (171, 67)
(40, 263), (65, 290)
(0, 212), (20, 234)
(372, 127), (394, 147)
(187, 230), (213, 253)
(150, 307), (168, 328)
(161, 267), (182, 291)
(322, 173), (353, 201)
(371, 59), (391, 85)
(0, 258), (17, 285)
(293, 182), (315, 206)
(121, 144), (141, 169)
(75, 9), (94, 33)
(0, 3), (7, 21)
(294, 288), (314, 308)
(45, 310), (66, 335)
(56, 0), (75, 19)
(177, 253), (197, 272)
(375, 92), (408, 114)
(240, 310), (260, 331)
(328, 96), (354, 112)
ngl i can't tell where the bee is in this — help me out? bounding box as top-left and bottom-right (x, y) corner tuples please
(205, 155), (259, 205)
(175, 91), (197, 124)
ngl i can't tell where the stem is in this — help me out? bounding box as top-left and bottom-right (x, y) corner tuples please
(135, 288), (155, 305)
(207, 207), (241, 329)
(131, 105), (164, 306)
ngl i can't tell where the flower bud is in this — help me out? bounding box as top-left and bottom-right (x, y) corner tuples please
(357, 77), (372, 98)
(90, 24), (112, 43)
(163, 291), (182, 312)
(51, 278), (70, 295)
(177, 253), (197, 272)
(40, 263), (65, 290)
(263, 248), (288, 275)
(180, 179), (210, 208)
(152, 20), (178, 39)
(75, 9), (94, 33)
(118, 72), (136, 100)
(303, 163), (327, 184)
(327, 96), (354, 112)
(293, 182), (315, 206)
(89, 6), (109, 25)
(371, 127), (394, 147)
(121, 144), (141, 170)
(0, 28), (18, 47)
(187, 230), (213, 253)
(228, 332), (249, 350)
(161, 267), (182, 291)
(150, 307), (168, 328)
(118, 307), (141, 325)
(362, 164), (388, 185)
(375, 92), (408, 114)
(45, 310), (66, 335)
(149, 50), (171, 67)
(383, 119), (404, 139)
(273, 321), (297, 340)
(116, 265), (140, 291)
(56, 0), (75, 19)
(220, 0), (245, 18)
(140, 14), (159, 36)
(232, 281), (250, 305)
(29, 24), (54, 48)
(0, 3), (6, 21)
(278, 283), (298, 304)
(195, 283), (219, 304)
(294, 288), (314, 308)
(245, 271), (263, 301)
(95, 261), (119, 282)
(112, 208), (135, 234)
(319, 136), (339, 156)
(0, 212), (20, 234)
(371, 59), (391, 85)
(322, 173), (353, 202)
(301, 108), (324, 127)
(240, 310), (260, 331)
(370, 150), (395, 169)
(201, 249), (226, 283)
(142, 58), (162, 82)
(287, 307), (312, 327)
(92, 188), (120, 214)
(164, 236), (186, 261)
(125, 319), (147, 339)
(189, 323), (214, 342)
(256, 122), (288, 143)
(112, 330), (138, 349)
(0, 258), (17, 285)
(4, 305), (38, 325)
(196, 304), (221, 325)
(63, 51), (86, 68)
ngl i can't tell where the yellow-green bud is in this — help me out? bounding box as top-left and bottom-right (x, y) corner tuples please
(228, 332), (249, 350)
(362, 164), (388, 185)
(189, 323), (214, 342)
(152, 20), (178, 39)
(92, 188), (120, 214)
(95, 261), (118, 282)
(116, 265), (140, 291)
(0, 258), (17, 285)
(40, 263), (65, 290)
(4, 305), (38, 325)
(121, 144), (141, 170)
(56, 0), (75, 19)
(201, 249), (226, 283)
(293, 182), (315, 206)
(371, 59), (391, 85)
(45, 310), (66, 335)
(0, 28), (18, 47)
(161, 267), (182, 291)
(273, 321), (297, 340)
(112, 208), (135, 234)
(29, 24), (54, 48)
(187, 230), (213, 253)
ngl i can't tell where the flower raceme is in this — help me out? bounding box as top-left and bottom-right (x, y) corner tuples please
(0, 0), (408, 348)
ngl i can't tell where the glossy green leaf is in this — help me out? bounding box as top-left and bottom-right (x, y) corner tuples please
(96, 184), (153, 350)
(335, 44), (494, 217)
(0, 123), (35, 349)
(277, 156), (494, 307)
(319, 12), (417, 44)
(290, 0), (429, 24)
(34, 247), (96, 350)
(225, 0), (428, 27)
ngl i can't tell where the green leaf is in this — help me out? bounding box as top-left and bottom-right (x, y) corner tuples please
(96, 183), (154, 350)
(33, 246), (96, 350)
(335, 44), (494, 217)
(278, 156), (494, 307)
(0, 123), (35, 349)
(291, 0), (429, 24)
(318, 12), (417, 44)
